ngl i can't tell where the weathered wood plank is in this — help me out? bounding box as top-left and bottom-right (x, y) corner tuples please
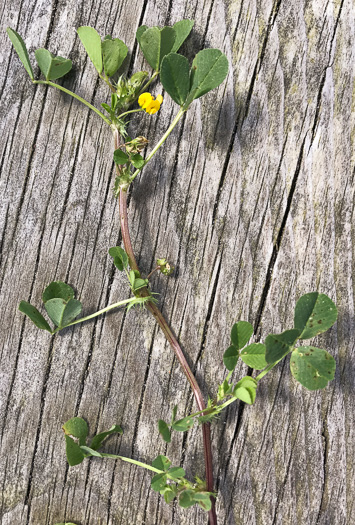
(0, 0), (354, 524)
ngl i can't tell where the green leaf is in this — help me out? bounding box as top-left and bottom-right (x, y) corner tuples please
(136, 25), (148, 44)
(167, 466), (185, 479)
(240, 343), (267, 370)
(223, 345), (239, 371)
(230, 321), (253, 349)
(151, 473), (168, 491)
(290, 346), (336, 390)
(160, 53), (190, 105)
(163, 486), (177, 504)
(265, 329), (301, 364)
(172, 416), (194, 432)
(193, 492), (212, 511)
(62, 417), (88, 446)
(35, 49), (72, 81)
(109, 246), (129, 270)
(77, 26), (103, 74)
(139, 26), (176, 71)
(171, 20), (194, 53)
(235, 376), (257, 389)
(179, 489), (195, 508)
(130, 153), (145, 169)
(233, 385), (256, 404)
(90, 424), (123, 450)
(110, 248), (128, 269)
(186, 48), (229, 105)
(7, 28), (34, 80)
(152, 455), (171, 471)
(61, 299), (82, 327)
(102, 37), (128, 77)
(217, 379), (233, 401)
(133, 278), (148, 291)
(294, 292), (338, 340)
(113, 148), (129, 165)
(44, 298), (67, 327)
(101, 102), (112, 114)
(158, 420), (171, 443)
(42, 281), (74, 303)
(128, 270), (136, 287)
(65, 435), (85, 466)
(18, 301), (52, 332)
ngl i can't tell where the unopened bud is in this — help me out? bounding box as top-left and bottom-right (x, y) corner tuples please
(125, 136), (149, 154)
(157, 258), (174, 276)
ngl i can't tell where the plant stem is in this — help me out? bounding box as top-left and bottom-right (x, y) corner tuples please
(117, 185), (217, 524)
(99, 73), (116, 93)
(146, 266), (160, 280)
(33, 80), (112, 126)
(255, 358), (284, 382)
(52, 297), (138, 333)
(129, 107), (186, 182)
(100, 453), (163, 473)
(119, 108), (144, 119)
(139, 71), (159, 95)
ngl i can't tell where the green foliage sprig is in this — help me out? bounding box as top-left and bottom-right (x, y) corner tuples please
(157, 292), (337, 442)
(8, 19), (338, 524)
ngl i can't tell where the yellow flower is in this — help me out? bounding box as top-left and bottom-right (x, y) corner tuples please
(138, 92), (163, 115)
(138, 92), (153, 109)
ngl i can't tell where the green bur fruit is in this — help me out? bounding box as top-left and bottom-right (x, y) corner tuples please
(290, 346), (336, 390)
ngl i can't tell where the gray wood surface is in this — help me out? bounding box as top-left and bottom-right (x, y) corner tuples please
(1, 0), (354, 524)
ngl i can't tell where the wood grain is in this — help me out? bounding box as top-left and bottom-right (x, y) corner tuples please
(0, 0), (354, 523)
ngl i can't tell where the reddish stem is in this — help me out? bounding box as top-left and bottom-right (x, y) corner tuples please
(114, 129), (216, 524)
